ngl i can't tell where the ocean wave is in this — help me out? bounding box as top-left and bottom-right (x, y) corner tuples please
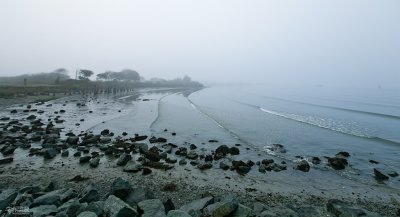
(252, 94), (400, 120)
(258, 107), (400, 145)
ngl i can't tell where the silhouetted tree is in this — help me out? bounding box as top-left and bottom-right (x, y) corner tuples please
(119, 69), (140, 82)
(78, 69), (94, 80)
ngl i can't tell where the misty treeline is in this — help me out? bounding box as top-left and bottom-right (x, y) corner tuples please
(0, 68), (195, 85)
(0, 68), (202, 98)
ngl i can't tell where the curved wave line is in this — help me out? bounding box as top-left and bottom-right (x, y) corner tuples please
(250, 94), (400, 120)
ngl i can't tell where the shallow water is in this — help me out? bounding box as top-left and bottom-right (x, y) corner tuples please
(188, 85), (400, 189)
(1, 85), (399, 201)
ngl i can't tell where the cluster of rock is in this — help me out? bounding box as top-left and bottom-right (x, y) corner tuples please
(0, 177), (386, 217)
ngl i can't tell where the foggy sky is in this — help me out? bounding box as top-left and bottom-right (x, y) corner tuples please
(1, 0), (399, 88)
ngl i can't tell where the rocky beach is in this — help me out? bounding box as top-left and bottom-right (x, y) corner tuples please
(0, 87), (399, 217)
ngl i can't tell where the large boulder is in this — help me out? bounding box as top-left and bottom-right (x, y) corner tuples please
(31, 189), (65, 207)
(204, 195), (239, 217)
(138, 199), (166, 217)
(124, 187), (155, 207)
(0, 189), (18, 211)
(79, 182), (99, 203)
(180, 197), (214, 217)
(57, 198), (81, 217)
(83, 201), (104, 216)
(116, 153), (132, 166)
(111, 177), (131, 199)
(104, 195), (138, 217)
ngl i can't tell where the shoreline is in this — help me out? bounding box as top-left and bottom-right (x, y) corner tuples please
(0, 88), (399, 216)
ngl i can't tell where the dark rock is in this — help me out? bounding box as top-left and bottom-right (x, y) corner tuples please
(369, 159), (379, 164)
(336, 151), (350, 158)
(295, 160), (310, 172)
(104, 195), (138, 217)
(327, 157), (348, 170)
(198, 162), (212, 170)
(100, 129), (110, 136)
(79, 156), (92, 163)
(89, 157), (100, 168)
(190, 144), (197, 150)
(311, 157), (321, 164)
(204, 155), (213, 162)
(69, 175), (90, 182)
(146, 147), (161, 162)
(186, 151), (198, 160)
(215, 145), (230, 156)
(27, 115), (37, 120)
(66, 136), (79, 145)
(388, 171), (399, 177)
(117, 153), (132, 166)
(142, 168), (152, 175)
(0, 157), (13, 165)
(209, 140), (218, 143)
(111, 177), (131, 199)
(61, 150), (69, 157)
(261, 159), (274, 165)
(163, 199), (176, 214)
(99, 137), (112, 144)
(232, 161), (251, 175)
(1, 146), (16, 155)
(134, 135), (148, 141)
(122, 132), (128, 136)
(80, 182), (99, 203)
(374, 168), (389, 182)
(10, 109), (18, 114)
(265, 163), (287, 172)
(175, 147), (188, 156)
(43, 148), (58, 159)
(179, 159), (187, 165)
(166, 158), (177, 164)
(74, 151), (82, 157)
(229, 147), (240, 155)
(266, 144), (286, 153)
(138, 199), (165, 217)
